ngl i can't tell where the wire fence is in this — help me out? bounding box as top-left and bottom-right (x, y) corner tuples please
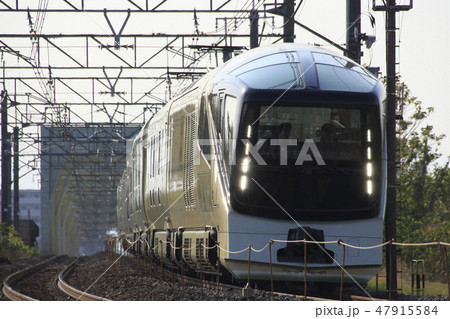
(104, 236), (450, 300)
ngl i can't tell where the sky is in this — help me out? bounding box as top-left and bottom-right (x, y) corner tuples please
(1, 0), (449, 190)
(393, 0), (450, 165)
(295, 0), (450, 166)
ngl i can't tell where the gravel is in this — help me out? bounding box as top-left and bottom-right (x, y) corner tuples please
(67, 252), (302, 301)
(2, 252), (448, 301)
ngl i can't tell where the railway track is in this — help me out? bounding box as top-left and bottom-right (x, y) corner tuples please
(68, 251), (389, 301)
(2, 255), (109, 301)
(2, 252), (388, 301)
(137, 255), (389, 301)
(2, 255), (65, 301)
(57, 255), (110, 301)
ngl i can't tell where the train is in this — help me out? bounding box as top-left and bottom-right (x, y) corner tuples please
(116, 44), (386, 287)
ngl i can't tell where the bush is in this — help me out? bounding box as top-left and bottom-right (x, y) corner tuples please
(0, 223), (39, 261)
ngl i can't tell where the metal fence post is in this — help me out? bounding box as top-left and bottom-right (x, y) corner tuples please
(441, 245), (450, 297)
(304, 240), (308, 299)
(269, 240), (274, 301)
(339, 240), (346, 301)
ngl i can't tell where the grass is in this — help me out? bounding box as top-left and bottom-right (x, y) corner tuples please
(366, 274), (449, 296)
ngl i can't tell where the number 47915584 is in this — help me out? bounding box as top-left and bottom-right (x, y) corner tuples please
(375, 305), (438, 316)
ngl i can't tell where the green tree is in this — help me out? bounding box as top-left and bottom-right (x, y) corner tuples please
(0, 223), (38, 261)
(395, 82), (449, 281)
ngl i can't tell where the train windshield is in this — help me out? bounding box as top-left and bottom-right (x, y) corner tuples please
(231, 102), (382, 220)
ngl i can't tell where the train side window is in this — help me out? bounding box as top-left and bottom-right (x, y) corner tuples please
(209, 93), (219, 132)
(139, 144), (142, 186)
(157, 131), (161, 175)
(153, 135), (156, 177)
(132, 152), (136, 190)
(223, 95), (237, 170)
(148, 135), (151, 178)
(152, 135), (156, 178)
(134, 146), (138, 187)
(136, 142), (141, 186)
(198, 94), (212, 163)
(218, 92), (225, 133)
(149, 136), (152, 178)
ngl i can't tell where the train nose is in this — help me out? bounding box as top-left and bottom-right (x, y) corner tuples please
(276, 227), (334, 264)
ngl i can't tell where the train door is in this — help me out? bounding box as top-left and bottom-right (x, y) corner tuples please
(197, 93), (213, 213)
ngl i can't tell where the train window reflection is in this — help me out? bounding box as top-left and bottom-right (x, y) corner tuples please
(230, 51), (300, 76)
(233, 102), (381, 219)
(312, 52), (348, 67)
(254, 105), (367, 163)
(316, 64), (377, 92)
(223, 95), (237, 171)
(198, 94), (212, 163)
(237, 63), (303, 89)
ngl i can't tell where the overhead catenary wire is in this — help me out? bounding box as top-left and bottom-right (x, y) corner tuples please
(2, 0), (280, 153)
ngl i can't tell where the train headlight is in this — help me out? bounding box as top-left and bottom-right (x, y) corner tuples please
(366, 130), (373, 195)
(241, 157), (251, 173)
(367, 147), (372, 160)
(240, 176), (248, 190)
(367, 180), (373, 195)
(247, 125), (252, 138)
(245, 142), (250, 155)
(366, 163), (373, 177)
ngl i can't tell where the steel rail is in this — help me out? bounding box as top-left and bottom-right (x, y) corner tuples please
(57, 255), (111, 301)
(1, 255), (61, 301)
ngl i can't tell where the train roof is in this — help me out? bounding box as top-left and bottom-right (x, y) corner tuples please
(215, 44), (381, 94)
(218, 43), (321, 72)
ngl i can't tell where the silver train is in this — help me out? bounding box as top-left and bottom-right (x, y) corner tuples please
(117, 44), (386, 285)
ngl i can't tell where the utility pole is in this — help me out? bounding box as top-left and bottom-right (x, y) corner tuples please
(249, 9), (259, 49)
(266, 0), (295, 43)
(13, 126), (19, 230)
(346, 0), (362, 64)
(1, 90), (12, 226)
(283, 0), (295, 43)
(373, 0), (413, 296)
(385, 0), (399, 295)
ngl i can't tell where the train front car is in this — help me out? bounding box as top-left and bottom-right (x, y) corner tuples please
(214, 45), (386, 286)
